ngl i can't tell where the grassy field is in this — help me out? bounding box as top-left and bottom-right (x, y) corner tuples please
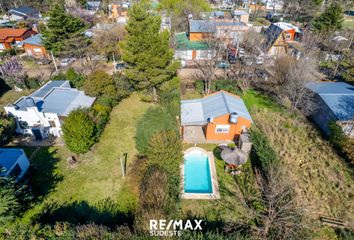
(243, 91), (353, 222)
(21, 93), (152, 224)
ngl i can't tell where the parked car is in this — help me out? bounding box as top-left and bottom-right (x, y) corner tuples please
(37, 58), (51, 65)
(216, 61), (230, 69)
(60, 58), (75, 67)
(115, 62), (127, 72)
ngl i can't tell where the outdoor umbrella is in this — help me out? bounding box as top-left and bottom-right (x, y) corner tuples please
(221, 147), (247, 166)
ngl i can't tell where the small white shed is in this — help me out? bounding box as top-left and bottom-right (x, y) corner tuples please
(0, 148), (30, 180)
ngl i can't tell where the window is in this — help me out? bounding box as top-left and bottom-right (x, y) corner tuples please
(10, 164), (22, 178)
(285, 33), (292, 40)
(215, 124), (230, 133)
(34, 48), (42, 53)
(49, 120), (56, 127)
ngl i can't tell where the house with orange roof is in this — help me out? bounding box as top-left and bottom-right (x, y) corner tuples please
(181, 91), (253, 143)
(0, 28), (36, 51)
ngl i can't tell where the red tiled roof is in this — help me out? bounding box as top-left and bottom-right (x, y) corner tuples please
(0, 28), (30, 41)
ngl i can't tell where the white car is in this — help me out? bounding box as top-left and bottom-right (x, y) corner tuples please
(60, 58), (75, 67)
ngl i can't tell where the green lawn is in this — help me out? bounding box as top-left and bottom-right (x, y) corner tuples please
(21, 93), (152, 224)
(0, 89), (33, 112)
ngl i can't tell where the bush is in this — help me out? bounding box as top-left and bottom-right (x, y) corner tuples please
(83, 70), (116, 98)
(250, 128), (279, 174)
(62, 109), (96, 154)
(113, 75), (133, 100)
(66, 68), (85, 88)
(135, 106), (178, 155)
(329, 121), (354, 165)
(0, 113), (15, 146)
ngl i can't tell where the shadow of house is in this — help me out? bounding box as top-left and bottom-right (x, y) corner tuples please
(36, 199), (134, 228)
(27, 147), (63, 200)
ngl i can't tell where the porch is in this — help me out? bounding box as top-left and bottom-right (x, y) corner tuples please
(182, 125), (233, 144)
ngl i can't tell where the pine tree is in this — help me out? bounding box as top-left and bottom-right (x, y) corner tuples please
(120, 3), (179, 101)
(42, 4), (86, 55)
(312, 3), (344, 33)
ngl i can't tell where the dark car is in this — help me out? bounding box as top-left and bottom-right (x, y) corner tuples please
(115, 62), (127, 72)
(37, 58), (51, 65)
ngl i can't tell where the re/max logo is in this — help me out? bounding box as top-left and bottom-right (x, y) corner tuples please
(149, 219), (203, 231)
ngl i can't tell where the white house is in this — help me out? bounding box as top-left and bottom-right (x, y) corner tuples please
(0, 148), (30, 180)
(4, 80), (96, 139)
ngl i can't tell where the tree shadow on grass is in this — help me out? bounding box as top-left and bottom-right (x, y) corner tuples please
(36, 199), (134, 228)
(0, 77), (11, 98)
(27, 147), (63, 200)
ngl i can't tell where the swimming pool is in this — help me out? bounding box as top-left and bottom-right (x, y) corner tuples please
(184, 150), (213, 194)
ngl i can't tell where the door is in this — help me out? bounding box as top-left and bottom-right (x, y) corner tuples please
(32, 128), (43, 140)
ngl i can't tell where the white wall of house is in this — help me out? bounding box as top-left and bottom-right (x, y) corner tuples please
(9, 14), (24, 21)
(4, 105), (62, 137)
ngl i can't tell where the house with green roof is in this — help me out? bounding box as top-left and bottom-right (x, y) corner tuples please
(174, 32), (212, 67)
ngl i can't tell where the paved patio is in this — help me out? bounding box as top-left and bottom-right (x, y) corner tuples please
(182, 126), (233, 144)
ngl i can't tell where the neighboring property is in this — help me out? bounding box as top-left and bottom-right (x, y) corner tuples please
(174, 32), (211, 67)
(181, 91), (253, 143)
(0, 148), (30, 180)
(0, 28), (37, 51)
(307, 82), (354, 138)
(86, 1), (101, 11)
(4, 80), (96, 139)
(231, 10), (249, 24)
(8, 6), (40, 21)
(264, 22), (301, 57)
(17, 34), (49, 59)
(189, 19), (248, 44)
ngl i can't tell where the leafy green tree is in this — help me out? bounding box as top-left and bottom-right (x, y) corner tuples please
(42, 4), (86, 55)
(83, 70), (116, 98)
(120, 3), (179, 101)
(0, 174), (20, 226)
(62, 109), (96, 154)
(66, 68), (85, 88)
(0, 113), (15, 146)
(312, 3), (344, 33)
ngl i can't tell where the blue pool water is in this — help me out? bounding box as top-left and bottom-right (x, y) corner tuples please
(184, 151), (213, 194)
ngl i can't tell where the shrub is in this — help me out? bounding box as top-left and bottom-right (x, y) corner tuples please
(62, 109), (96, 154)
(66, 68), (85, 88)
(0, 113), (15, 146)
(250, 128), (279, 174)
(329, 121), (354, 165)
(83, 70), (116, 98)
(113, 75), (133, 100)
(50, 72), (67, 80)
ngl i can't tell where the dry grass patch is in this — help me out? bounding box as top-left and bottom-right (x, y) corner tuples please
(252, 109), (353, 221)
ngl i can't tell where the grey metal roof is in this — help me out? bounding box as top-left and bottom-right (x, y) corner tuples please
(181, 91), (253, 125)
(307, 82), (354, 121)
(13, 80), (95, 116)
(40, 88), (96, 116)
(189, 20), (216, 33)
(0, 148), (24, 175)
(232, 10), (248, 15)
(31, 80), (67, 99)
(9, 6), (38, 16)
(20, 34), (43, 46)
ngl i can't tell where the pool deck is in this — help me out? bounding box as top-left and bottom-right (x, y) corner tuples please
(181, 147), (220, 200)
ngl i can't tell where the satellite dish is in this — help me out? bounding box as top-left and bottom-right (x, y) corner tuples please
(208, 117), (214, 123)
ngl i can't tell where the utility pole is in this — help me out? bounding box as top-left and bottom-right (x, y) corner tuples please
(50, 51), (58, 74)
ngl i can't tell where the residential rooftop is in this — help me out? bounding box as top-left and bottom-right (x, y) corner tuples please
(308, 82), (354, 121)
(9, 6), (38, 16)
(0, 148), (24, 175)
(11, 80), (96, 116)
(181, 91), (253, 125)
(19, 33), (43, 46)
(175, 32), (209, 50)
